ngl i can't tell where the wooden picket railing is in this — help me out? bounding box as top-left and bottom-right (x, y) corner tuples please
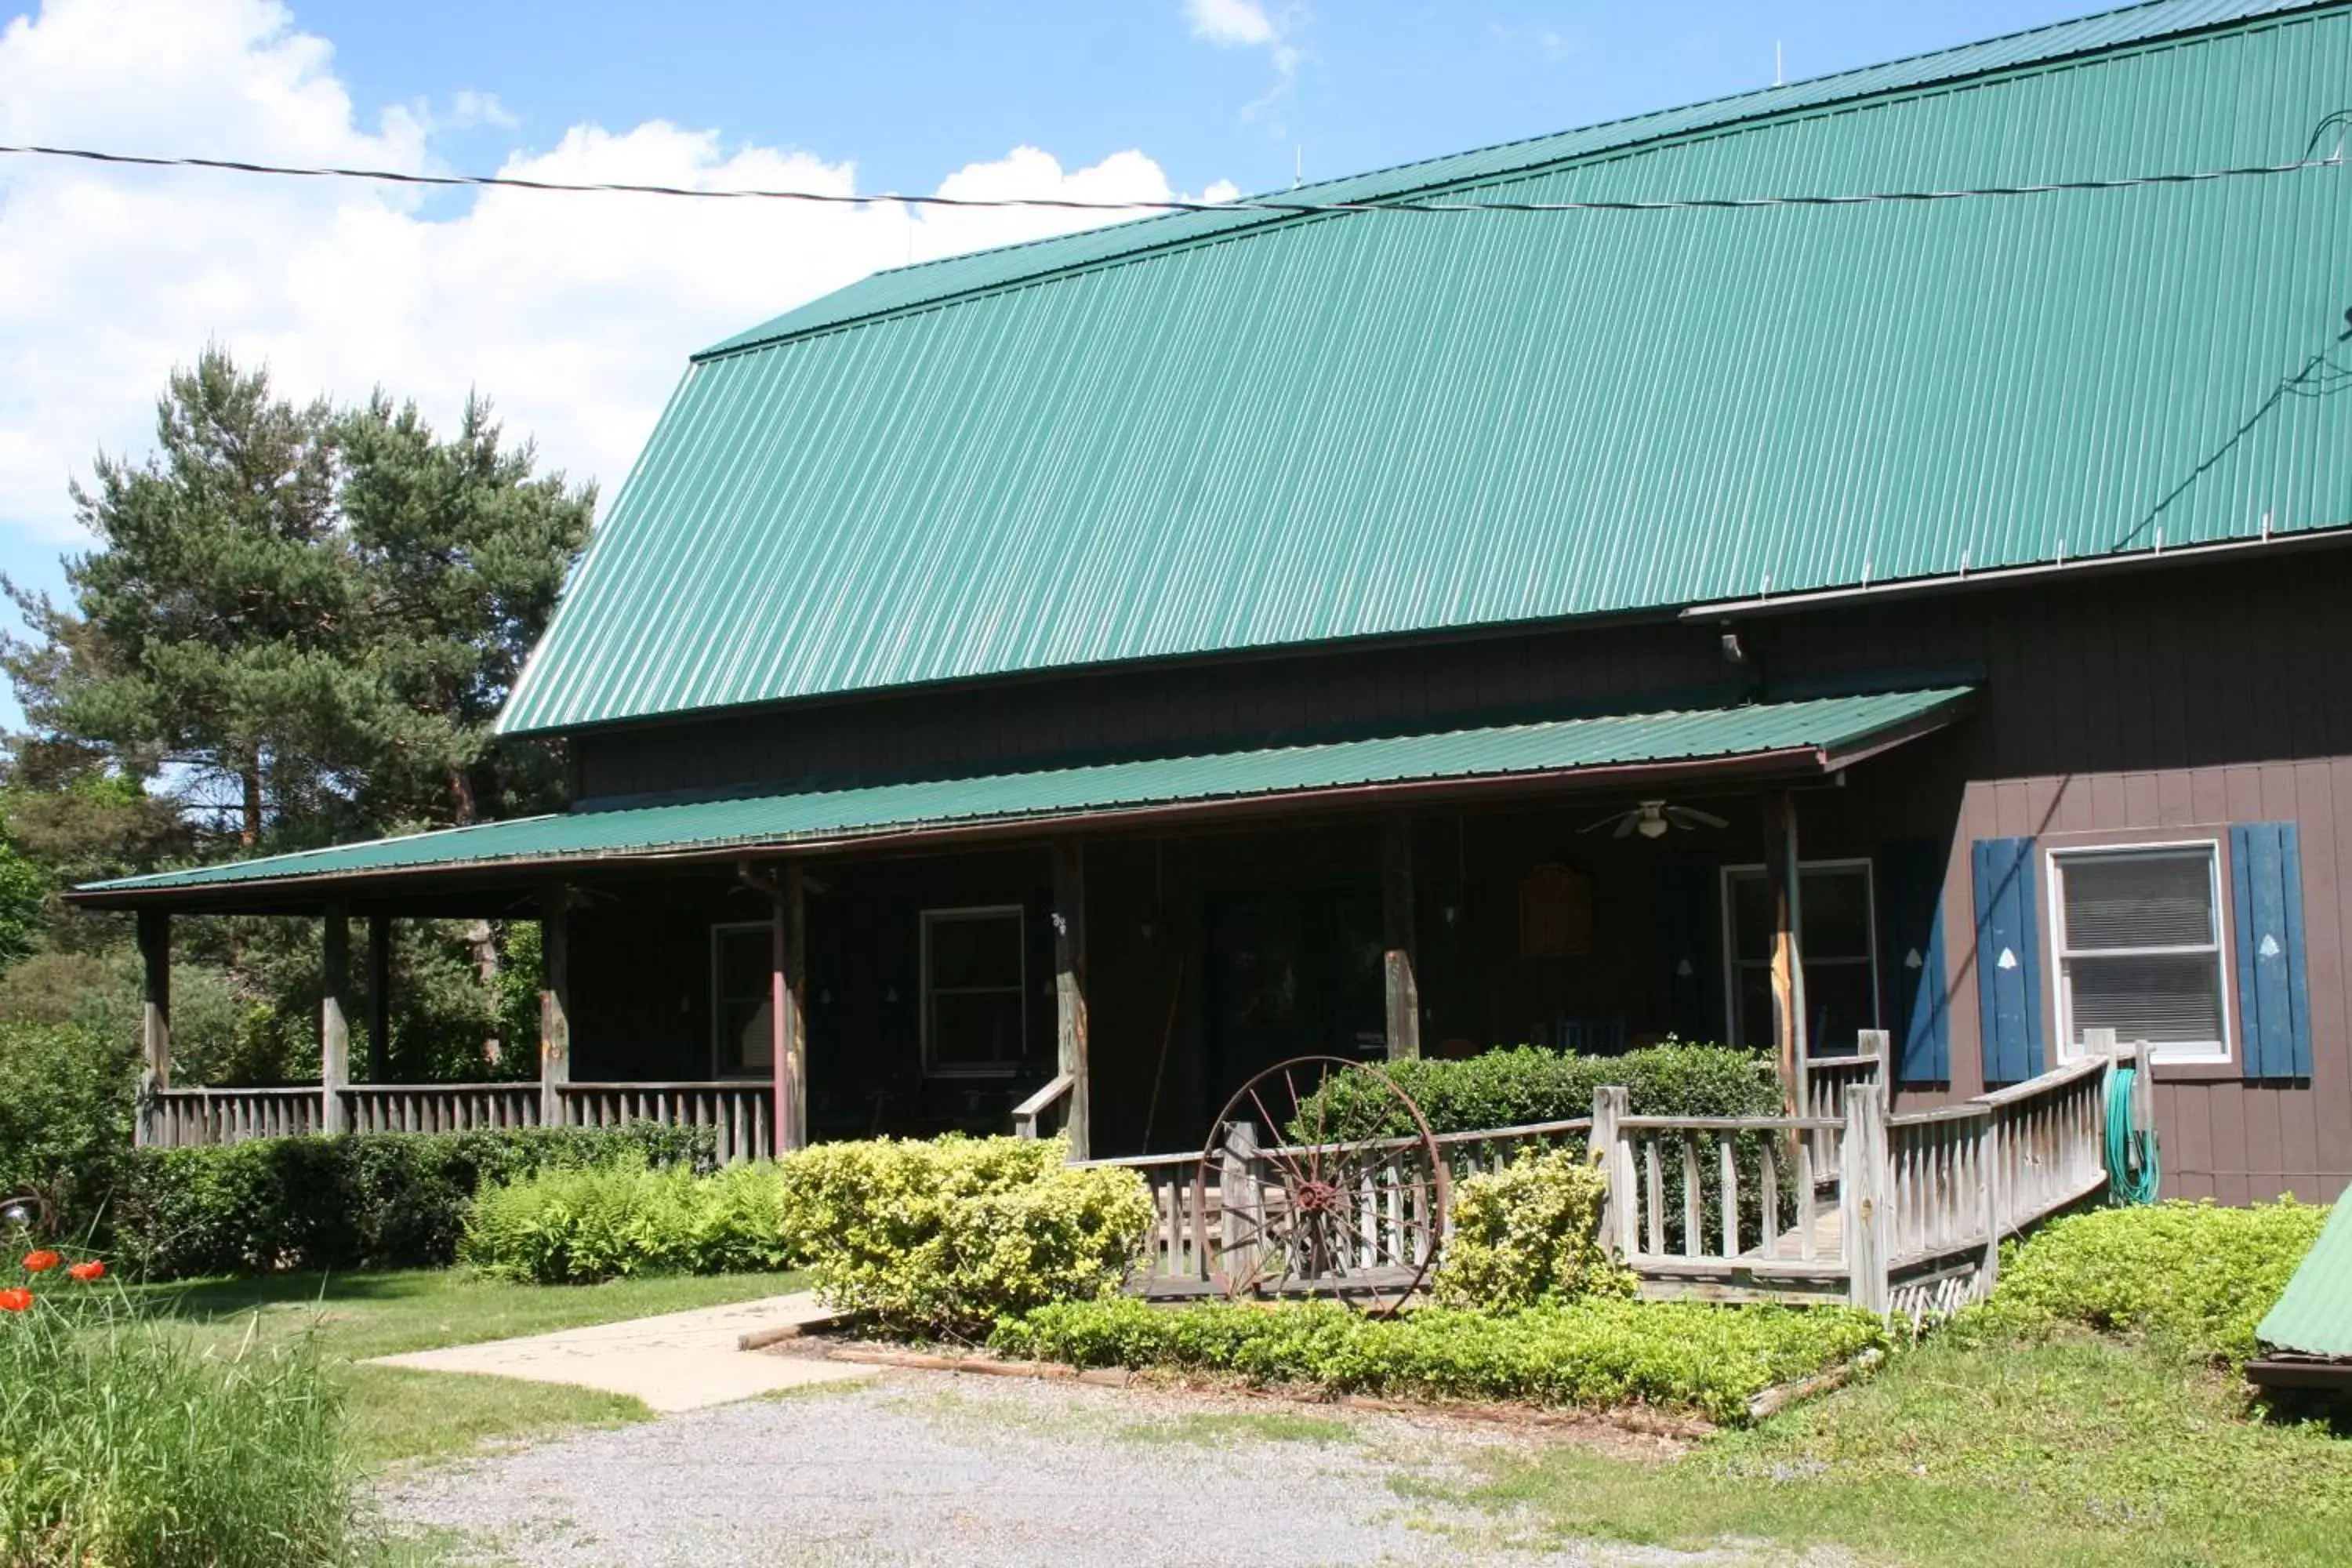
(146, 1087), (326, 1148)
(1592, 1091), (1855, 1304)
(343, 1083), (541, 1135)
(1094, 1040), (2137, 1316)
(143, 1080), (778, 1166)
(1087, 1116), (1593, 1291)
(557, 1083), (773, 1166)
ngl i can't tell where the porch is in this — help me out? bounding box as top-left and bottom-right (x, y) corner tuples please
(85, 687), (1978, 1169)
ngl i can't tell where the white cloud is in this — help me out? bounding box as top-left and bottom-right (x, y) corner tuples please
(1185, 0), (1277, 48)
(1181, 1), (1308, 136)
(0, 0), (1225, 548)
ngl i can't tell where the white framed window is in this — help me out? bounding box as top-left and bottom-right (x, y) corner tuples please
(1722, 859), (1879, 1054)
(710, 922), (773, 1076)
(2048, 841), (2230, 1065)
(922, 906), (1027, 1077)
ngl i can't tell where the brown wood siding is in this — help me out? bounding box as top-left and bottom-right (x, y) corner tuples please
(560, 545), (2352, 1193)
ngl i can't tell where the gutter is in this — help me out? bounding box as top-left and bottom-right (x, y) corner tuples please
(1682, 523), (2352, 622)
(2245, 1356), (2352, 1390)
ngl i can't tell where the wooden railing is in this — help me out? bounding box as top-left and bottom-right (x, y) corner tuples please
(1592, 1044), (2136, 1316)
(1011, 1072), (1076, 1139)
(1594, 1085), (1853, 1302)
(1801, 1033), (1886, 1183)
(343, 1083), (541, 1135)
(558, 1083), (773, 1166)
(147, 1087), (325, 1148)
(1088, 1116), (1593, 1290)
(142, 1080), (778, 1166)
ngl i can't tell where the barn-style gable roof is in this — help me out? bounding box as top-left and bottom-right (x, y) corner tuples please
(498, 0), (2352, 735)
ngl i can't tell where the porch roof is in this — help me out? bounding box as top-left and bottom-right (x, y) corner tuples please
(70, 685), (1971, 910)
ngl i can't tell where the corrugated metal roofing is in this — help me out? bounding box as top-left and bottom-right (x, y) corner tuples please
(2256, 1182), (2352, 1358)
(498, 0), (2352, 735)
(82, 688), (1969, 898)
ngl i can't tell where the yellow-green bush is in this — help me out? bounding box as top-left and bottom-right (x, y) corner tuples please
(1429, 1146), (1632, 1309)
(778, 1135), (1151, 1339)
(1962, 1198), (2328, 1363)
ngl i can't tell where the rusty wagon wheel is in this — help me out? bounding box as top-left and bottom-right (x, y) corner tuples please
(1196, 1055), (1449, 1316)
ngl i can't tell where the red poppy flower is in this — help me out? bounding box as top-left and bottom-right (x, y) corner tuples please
(0, 1287), (31, 1312)
(20, 1250), (58, 1273)
(66, 1260), (103, 1282)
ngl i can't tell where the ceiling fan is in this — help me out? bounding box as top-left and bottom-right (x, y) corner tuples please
(1580, 799), (1730, 840)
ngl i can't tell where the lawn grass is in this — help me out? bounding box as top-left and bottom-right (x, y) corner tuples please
(1427, 1330), (2352, 1568)
(145, 1269), (806, 1467)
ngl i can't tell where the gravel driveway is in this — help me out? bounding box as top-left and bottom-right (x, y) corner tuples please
(383, 1370), (1790, 1567)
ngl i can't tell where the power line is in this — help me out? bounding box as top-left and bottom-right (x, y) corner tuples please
(0, 140), (2342, 216)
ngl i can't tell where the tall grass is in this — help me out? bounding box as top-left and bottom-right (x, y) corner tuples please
(0, 1267), (359, 1566)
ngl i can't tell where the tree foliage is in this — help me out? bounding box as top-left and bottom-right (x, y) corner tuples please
(0, 346), (593, 1087)
(3, 346), (592, 851)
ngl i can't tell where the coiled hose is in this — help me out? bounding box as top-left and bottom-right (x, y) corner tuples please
(2104, 1060), (2160, 1206)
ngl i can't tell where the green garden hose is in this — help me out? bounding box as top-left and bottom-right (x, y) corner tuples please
(2104, 1061), (2160, 1206)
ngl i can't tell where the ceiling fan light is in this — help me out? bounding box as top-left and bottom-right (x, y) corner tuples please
(1637, 815), (1670, 839)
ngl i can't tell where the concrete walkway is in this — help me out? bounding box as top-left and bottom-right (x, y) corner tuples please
(368, 1291), (877, 1412)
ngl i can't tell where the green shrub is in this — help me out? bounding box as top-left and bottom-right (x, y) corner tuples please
(461, 1156), (792, 1283)
(0, 1254), (357, 1566)
(1429, 1146), (1631, 1309)
(0, 1021), (135, 1243)
(992, 1296), (1888, 1426)
(1965, 1199), (2328, 1363)
(1290, 1042), (1781, 1142)
(779, 1135), (1152, 1340)
(112, 1122), (713, 1279)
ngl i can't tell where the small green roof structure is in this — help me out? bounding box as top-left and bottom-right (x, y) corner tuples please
(2252, 1185), (2352, 1383)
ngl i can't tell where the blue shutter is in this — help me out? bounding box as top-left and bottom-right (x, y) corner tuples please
(1971, 837), (2044, 1083)
(1885, 840), (1951, 1083)
(2231, 822), (2313, 1080)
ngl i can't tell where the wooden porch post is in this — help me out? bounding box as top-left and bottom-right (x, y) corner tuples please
(771, 864), (808, 1157)
(365, 913), (392, 1082)
(1763, 789), (1809, 1115)
(1381, 817), (1421, 1061)
(1053, 842), (1090, 1159)
(135, 909), (170, 1147)
(1842, 1080), (1890, 1312)
(539, 883), (571, 1128)
(321, 903), (350, 1134)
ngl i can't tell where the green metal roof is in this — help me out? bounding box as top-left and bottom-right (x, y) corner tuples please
(79, 688), (1969, 901)
(499, 0), (2352, 735)
(2256, 1185), (2352, 1358)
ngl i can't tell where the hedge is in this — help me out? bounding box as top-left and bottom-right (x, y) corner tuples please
(991, 1297), (1889, 1426)
(1964, 1198), (2330, 1363)
(110, 1123), (713, 1279)
(461, 1156), (792, 1283)
(1291, 1042), (1781, 1141)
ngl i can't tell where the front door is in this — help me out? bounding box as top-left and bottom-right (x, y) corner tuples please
(1203, 884), (1386, 1118)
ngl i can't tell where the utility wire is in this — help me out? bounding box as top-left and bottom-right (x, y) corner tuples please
(0, 139), (2343, 215)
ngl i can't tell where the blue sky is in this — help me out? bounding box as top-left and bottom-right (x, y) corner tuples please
(290, 1), (2092, 202)
(0, 0), (2104, 728)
